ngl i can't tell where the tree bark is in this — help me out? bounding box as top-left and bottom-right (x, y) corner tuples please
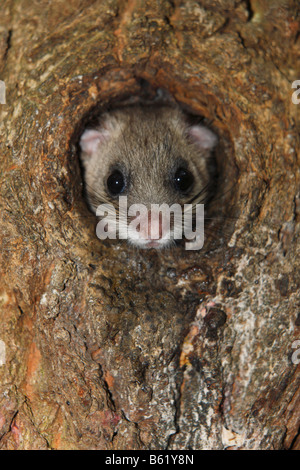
(0, 0), (299, 450)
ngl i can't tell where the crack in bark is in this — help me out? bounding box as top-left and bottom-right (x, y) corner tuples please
(165, 374), (182, 449)
(243, 0), (254, 21)
(23, 394), (51, 449)
(0, 409), (18, 443)
(0, 28), (13, 73)
(120, 409), (146, 448)
(289, 425), (300, 450)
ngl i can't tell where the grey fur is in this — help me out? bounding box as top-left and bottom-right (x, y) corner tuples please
(80, 105), (217, 212)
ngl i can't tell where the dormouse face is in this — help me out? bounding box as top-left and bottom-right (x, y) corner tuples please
(80, 105), (217, 249)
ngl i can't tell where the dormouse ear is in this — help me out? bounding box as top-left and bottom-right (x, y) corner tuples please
(188, 125), (218, 151)
(79, 128), (110, 156)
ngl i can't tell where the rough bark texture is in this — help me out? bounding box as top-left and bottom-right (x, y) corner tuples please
(0, 0), (299, 450)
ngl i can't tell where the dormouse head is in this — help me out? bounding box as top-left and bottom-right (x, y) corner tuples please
(80, 105), (217, 248)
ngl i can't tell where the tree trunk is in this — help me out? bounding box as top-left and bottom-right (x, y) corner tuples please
(0, 0), (299, 450)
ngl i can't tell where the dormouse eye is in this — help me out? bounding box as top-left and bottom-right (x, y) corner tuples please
(173, 167), (194, 193)
(107, 170), (126, 196)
